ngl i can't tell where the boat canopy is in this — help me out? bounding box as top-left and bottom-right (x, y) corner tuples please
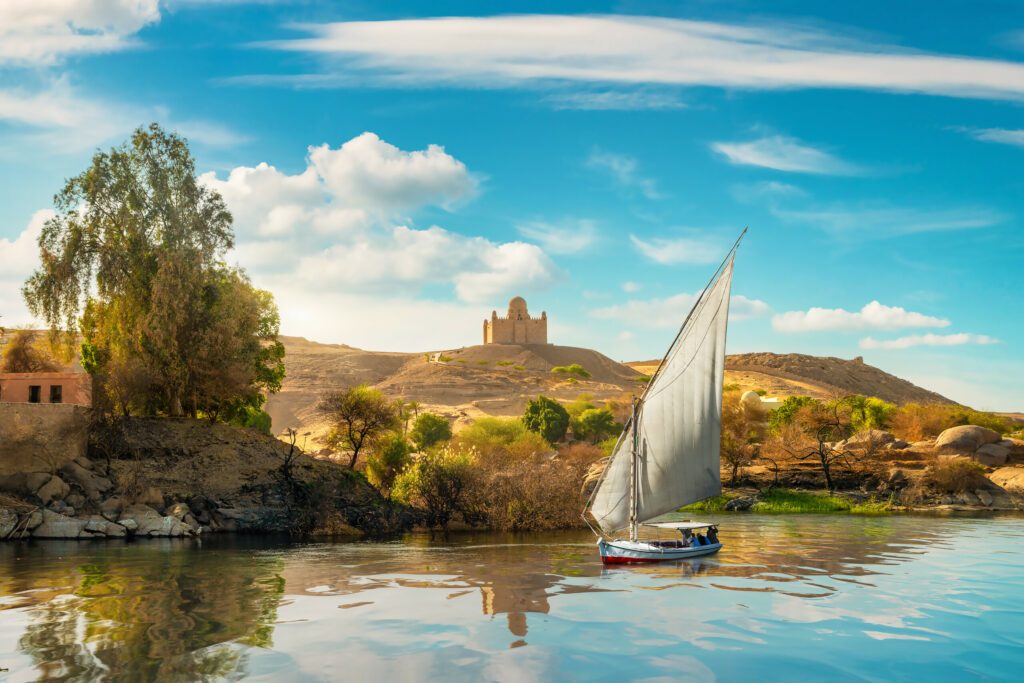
(642, 521), (716, 530)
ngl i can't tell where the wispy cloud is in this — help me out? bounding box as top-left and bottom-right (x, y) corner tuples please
(961, 127), (1024, 148)
(518, 219), (598, 255)
(587, 150), (661, 199)
(860, 333), (1000, 349)
(771, 204), (1005, 237)
(773, 300), (950, 332)
(544, 89), (686, 111)
(591, 292), (770, 328)
(711, 135), (859, 174)
(260, 15), (1024, 101)
(630, 234), (722, 265)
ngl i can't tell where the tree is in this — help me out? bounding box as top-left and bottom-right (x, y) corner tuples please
(720, 390), (759, 484)
(365, 433), (413, 497)
(22, 123), (282, 418)
(392, 445), (475, 528)
(789, 398), (857, 492)
(1, 329), (61, 373)
(768, 396), (819, 433)
(410, 413), (452, 451)
(572, 408), (618, 444)
(523, 395), (570, 444)
(846, 395), (896, 432)
(319, 385), (400, 468)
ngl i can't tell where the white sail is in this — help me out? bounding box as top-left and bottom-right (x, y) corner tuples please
(589, 256), (735, 534)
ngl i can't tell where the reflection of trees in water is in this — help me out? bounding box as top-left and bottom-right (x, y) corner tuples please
(2, 539), (285, 681)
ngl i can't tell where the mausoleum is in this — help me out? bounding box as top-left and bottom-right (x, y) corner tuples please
(483, 297), (548, 345)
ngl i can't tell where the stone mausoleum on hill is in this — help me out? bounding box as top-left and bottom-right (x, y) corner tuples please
(483, 296), (548, 345)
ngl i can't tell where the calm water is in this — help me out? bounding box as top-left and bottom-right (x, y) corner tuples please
(1, 515), (1023, 682)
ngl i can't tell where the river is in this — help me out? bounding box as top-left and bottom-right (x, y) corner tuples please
(1, 515), (1022, 682)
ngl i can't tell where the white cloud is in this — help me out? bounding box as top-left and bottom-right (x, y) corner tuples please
(772, 204), (1004, 237)
(586, 150), (661, 199)
(859, 333), (1000, 350)
(0, 0), (160, 66)
(773, 301), (950, 333)
(964, 128), (1024, 148)
(0, 210), (52, 325)
(263, 15), (1024, 101)
(591, 292), (769, 328)
(203, 133), (558, 308)
(630, 234), (722, 265)
(307, 132), (478, 211)
(544, 90), (686, 111)
(622, 281), (641, 293)
(517, 219), (597, 254)
(711, 135), (858, 174)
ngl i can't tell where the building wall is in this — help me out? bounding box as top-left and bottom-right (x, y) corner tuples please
(0, 403), (90, 477)
(0, 372), (92, 407)
(483, 297), (548, 345)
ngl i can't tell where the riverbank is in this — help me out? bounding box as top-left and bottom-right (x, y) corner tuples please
(0, 417), (416, 540)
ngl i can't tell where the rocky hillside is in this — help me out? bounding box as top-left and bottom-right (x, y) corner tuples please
(630, 352), (955, 406)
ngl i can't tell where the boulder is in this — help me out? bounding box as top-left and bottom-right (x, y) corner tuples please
(32, 509), (88, 538)
(36, 476), (70, 506)
(887, 468), (909, 488)
(23, 510), (42, 531)
(846, 430), (896, 449)
(81, 515), (126, 537)
(25, 472), (52, 493)
(48, 500), (74, 517)
(135, 487), (165, 511)
(935, 425), (1001, 453)
(973, 444), (1009, 467)
(66, 493), (86, 510)
(166, 502), (191, 520)
(889, 440), (910, 450)
(73, 456), (95, 470)
(0, 508), (18, 538)
(724, 496), (754, 511)
(117, 517), (139, 532)
(911, 440), (936, 451)
(957, 491), (980, 506)
(976, 489), (994, 506)
(989, 467), (1024, 491)
(120, 504), (195, 537)
(99, 496), (125, 521)
(60, 461), (113, 502)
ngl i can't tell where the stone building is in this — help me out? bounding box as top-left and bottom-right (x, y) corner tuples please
(0, 372), (92, 407)
(483, 296), (548, 345)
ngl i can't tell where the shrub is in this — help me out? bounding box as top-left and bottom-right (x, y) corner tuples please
(410, 413), (452, 451)
(927, 458), (988, 493)
(566, 393), (596, 418)
(635, 375), (651, 384)
(846, 395), (896, 432)
(557, 442), (606, 466)
(1, 329), (61, 373)
(512, 365), (526, 371)
(572, 408), (618, 444)
(523, 395), (571, 444)
(438, 354), (453, 363)
(365, 433), (412, 496)
(551, 363), (591, 379)
(496, 360), (514, 366)
(476, 360), (489, 366)
(723, 383), (741, 392)
(890, 403), (1013, 441)
(465, 455), (586, 530)
(754, 389), (767, 397)
(457, 417), (528, 457)
(768, 396), (820, 433)
(392, 445), (476, 528)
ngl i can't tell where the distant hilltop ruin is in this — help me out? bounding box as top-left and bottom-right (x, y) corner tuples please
(483, 296), (548, 345)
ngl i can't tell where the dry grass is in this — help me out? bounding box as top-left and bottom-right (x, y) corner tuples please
(926, 458), (988, 493)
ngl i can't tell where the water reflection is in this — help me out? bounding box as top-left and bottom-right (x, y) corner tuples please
(2, 516), (1023, 681)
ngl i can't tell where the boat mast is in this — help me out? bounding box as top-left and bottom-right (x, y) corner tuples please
(629, 397), (639, 542)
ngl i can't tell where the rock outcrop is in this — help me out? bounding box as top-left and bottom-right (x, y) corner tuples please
(935, 425), (1002, 453)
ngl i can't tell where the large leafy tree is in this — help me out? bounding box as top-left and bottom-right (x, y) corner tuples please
(523, 395), (570, 444)
(319, 385), (400, 468)
(23, 123), (284, 418)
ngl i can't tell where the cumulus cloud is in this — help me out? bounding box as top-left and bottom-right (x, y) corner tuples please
(859, 333), (1000, 349)
(630, 234), (722, 265)
(711, 135), (859, 174)
(591, 292), (770, 328)
(586, 150), (661, 199)
(0, 0), (160, 65)
(202, 133), (558, 310)
(773, 301), (950, 332)
(517, 219), (598, 254)
(0, 210), (51, 325)
(261, 15), (1024, 101)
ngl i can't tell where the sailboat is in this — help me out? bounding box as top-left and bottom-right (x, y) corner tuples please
(584, 229), (746, 564)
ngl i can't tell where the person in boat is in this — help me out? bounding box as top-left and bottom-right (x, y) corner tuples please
(681, 529), (693, 547)
(707, 526), (719, 544)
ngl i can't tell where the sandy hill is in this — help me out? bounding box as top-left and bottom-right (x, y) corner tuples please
(267, 339), (645, 442)
(630, 352), (955, 406)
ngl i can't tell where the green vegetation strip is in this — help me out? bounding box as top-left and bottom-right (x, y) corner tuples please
(681, 489), (892, 515)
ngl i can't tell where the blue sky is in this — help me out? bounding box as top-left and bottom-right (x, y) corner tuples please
(0, 1), (1021, 410)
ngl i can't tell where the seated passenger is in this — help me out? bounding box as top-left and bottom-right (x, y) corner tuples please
(707, 527), (719, 544)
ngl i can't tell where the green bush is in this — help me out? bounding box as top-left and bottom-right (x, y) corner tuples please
(845, 395), (897, 432)
(768, 396), (820, 432)
(365, 433), (412, 496)
(572, 408), (618, 444)
(635, 374), (651, 384)
(551, 363), (591, 379)
(392, 445), (475, 528)
(410, 413), (453, 451)
(723, 383), (741, 392)
(496, 360), (514, 366)
(458, 417), (528, 454)
(523, 395), (571, 444)
(512, 365), (526, 371)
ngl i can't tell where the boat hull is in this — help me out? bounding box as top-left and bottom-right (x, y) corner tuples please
(598, 538), (722, 564)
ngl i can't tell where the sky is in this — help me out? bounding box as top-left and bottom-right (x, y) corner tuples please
(0, 1), (1021, 410)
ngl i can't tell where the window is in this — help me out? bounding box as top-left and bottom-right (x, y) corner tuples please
(49, 385), (63, 404)
(28, 385), (41, 403)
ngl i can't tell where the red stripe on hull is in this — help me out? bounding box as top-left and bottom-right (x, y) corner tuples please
(601, 555), (669, 564)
